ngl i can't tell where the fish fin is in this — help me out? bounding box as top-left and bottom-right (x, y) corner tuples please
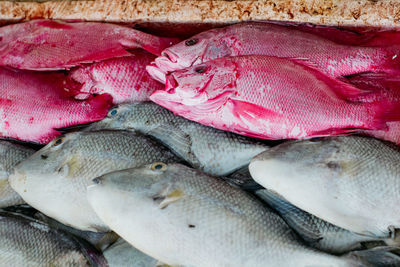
(59, 155), (82, 177)
(256, 189), (323, 244)
(152, 188), (185, 209)
(289, 58), (374, 101)
(86, 93), (114, 117)
(55, 122), (94, 133)
(225, 167), (264, 191)
(309, 128), (362, 137)
(346, 246), (400, 267)
(229, 99), (285, 139)
(147, 124), (201, 169)
(156, 261), (177, 267)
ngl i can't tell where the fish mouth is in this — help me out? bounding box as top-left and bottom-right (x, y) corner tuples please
(146, 63), (167, 84)
(161, 49), (178, 63)
(165, 73), (178, 92)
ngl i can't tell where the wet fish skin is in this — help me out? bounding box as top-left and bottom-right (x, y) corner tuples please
(225, 167), (390, 254)
(0, 211), (107, 266)
(151, 56), (398, 141)
(249, 136), (400, 239)
(88, 102), (269, 176)
(104, 238), (158, 267)
(0, 67), (112, 143)
(0, 141), (35, 208)
(66, 52), (164, 104)
(149, 22), (400, 83)
(87, 163), (372, 267)
(9, 130), (179, 232)
(0, 19), (179, 70)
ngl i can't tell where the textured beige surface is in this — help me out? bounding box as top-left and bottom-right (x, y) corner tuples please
(0, 0), (400, 28)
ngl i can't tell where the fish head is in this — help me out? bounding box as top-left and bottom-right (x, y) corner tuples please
(249, 138), (345, 191)
(88, 162), (189, 210)
(155, 28), (231, 74)
(152, 59), (237, 111)
(90, 162), (173, 194)
(86, 104), (132, 131)
(10, 133), (83, 186)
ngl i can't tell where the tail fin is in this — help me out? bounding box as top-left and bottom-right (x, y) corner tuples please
(345, 246), (400, 267)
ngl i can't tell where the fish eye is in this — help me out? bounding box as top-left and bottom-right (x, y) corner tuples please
(185, 38), (199, 46)
(185, 38), (198, 46)
(53, 136), (65, 146)
(107, 107), (118, 117)
(194, 66), (206, 74)
(151, 162), (167, 171)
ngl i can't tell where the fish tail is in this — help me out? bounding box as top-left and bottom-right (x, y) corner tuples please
(344, 246), (400, 267)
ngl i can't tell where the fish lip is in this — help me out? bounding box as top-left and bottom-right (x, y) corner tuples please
(161, 49), (178, 63)
(146, 63), (167, 84)
(165, 73), (178, 93)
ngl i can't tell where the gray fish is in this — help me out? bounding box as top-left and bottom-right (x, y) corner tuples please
(104, 238), (158, 267)
(0, 211), (107, 266)
(87, 163), (394, 267)
(249, 136), (400, 240)
(34, 212), (119, 251)
(87, 102), (269, 176)
(0, 141), (35, 208)
(225, 167), (392, 254)
(9, 130), (179, 232)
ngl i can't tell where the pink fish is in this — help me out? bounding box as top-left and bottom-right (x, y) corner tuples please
(0, 20), (178, 70)
(0, 67), (112, 143)
(343, 73), (400, 144)
(148, 22), (400, 83)
(65, 51), (164, 104)
(150, 56), (400, 140)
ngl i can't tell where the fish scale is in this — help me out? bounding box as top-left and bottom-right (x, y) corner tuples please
(9, 130), (180, 232)
(0, 211), (106, 266)
(87, 102), (269, 176)
(86, 163), (383, 267)
(151, 56), (400, 141)
(66, 52), (164, 104)
(149, 22), (400, 83)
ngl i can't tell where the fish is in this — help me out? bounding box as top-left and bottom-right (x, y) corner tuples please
(0, 211), (107, 266)
(0, 67), (112, 143)
(148, 22), (400, 83)
(0, 19), (179, 70)
(66, 52), (164, 104)
(0, 141), (35, 208)
(87, 102), (269, 176)
(34, 212), (119, 251)
(87, 162), (397, 267)
(342, 72), (400, 145)
(151, 55), (400, 141)
(249, 136), (400, 239)
(225, 167), (393, 254)
(104, 238), (158, 267)
(9, 130), (180, 232)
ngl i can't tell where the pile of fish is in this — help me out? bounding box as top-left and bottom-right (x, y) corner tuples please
(0, 19), (400, 266)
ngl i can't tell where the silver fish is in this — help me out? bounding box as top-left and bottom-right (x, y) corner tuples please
(249, 136), (400, 240)
(104, 238), (158, 267)
(0, 141), (35, 208)
(225, 167), (393, 254)
(10, 130), (179, 232)
(0, 211), (107, 266)
(87, 102), (269, 176)
(87, 163), (392, 267)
